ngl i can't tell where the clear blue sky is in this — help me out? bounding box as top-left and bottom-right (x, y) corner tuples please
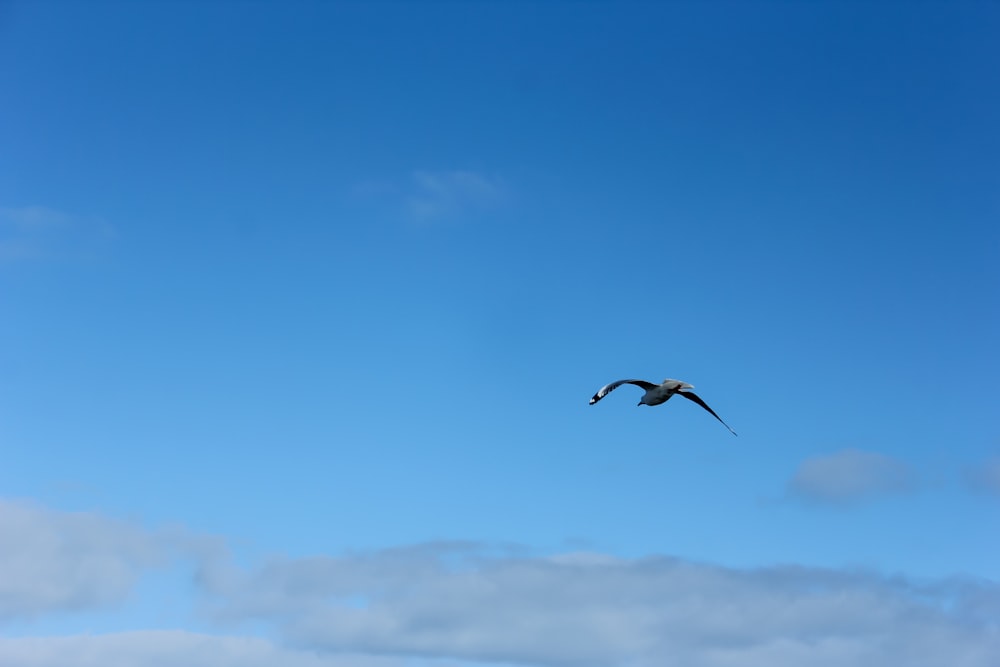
(1, 2), (998, 666)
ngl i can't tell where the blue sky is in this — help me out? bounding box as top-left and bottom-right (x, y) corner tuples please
(1, 1), (999, 665)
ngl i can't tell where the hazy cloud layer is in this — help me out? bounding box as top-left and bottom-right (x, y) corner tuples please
(0, 500), (212, 620)
(0, 632), (400, 667)
(0, 206), (113, 261)
(203, 544), (1000, 667)
(964, 457), (1000, 497)
(787, 449), (914, 505)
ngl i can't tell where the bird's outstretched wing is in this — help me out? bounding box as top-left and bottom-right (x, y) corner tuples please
(677, 391), (738, 436)
(589, 379), (657, 405)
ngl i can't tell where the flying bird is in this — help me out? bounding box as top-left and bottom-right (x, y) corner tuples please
(589, 378), (737, 435)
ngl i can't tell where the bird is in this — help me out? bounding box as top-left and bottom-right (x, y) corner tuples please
(589, 377), (737, 436)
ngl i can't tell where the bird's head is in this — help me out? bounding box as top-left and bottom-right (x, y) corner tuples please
(665, 379), (695, 389)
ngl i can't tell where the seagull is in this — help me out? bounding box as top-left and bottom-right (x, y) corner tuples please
(589, 378), (737, 435)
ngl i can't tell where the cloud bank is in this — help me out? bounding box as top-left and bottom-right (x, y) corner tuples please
(203, 544), (1000, 667)
(3, 501), (999, 667)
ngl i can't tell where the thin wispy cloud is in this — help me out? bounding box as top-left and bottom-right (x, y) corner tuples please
(351, 170), (506, 222)
(405, 170), (504, 221)
(786, 449), (915, 505)
(0, 205), (113, 261)
(964, 457), (1000, 497)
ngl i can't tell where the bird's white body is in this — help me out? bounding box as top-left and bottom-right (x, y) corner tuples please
(637, 379), (694, 406)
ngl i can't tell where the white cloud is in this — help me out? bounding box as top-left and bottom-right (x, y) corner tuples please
(786, 449), (914, 505)
(0, 500), (214, 620)
(964, 457), (1000, 497)
(0, 206), (113, 261)
(404, 170), (504, 221)
(203, 544), (1000, 667)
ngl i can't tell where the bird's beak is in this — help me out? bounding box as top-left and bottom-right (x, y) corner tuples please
(637, 401), (642, 406)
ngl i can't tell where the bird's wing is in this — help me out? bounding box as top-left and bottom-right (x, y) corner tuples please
(589, 379), (657, 405)
(677, 391), (738, 436)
